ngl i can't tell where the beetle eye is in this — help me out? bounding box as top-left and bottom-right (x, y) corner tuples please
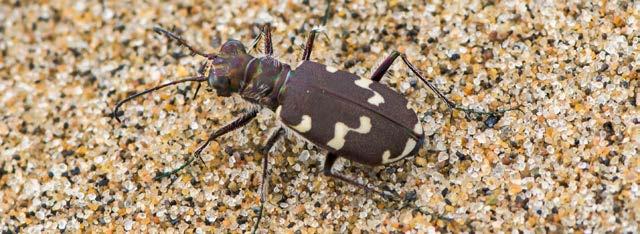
(210, 76), (232, 97)
(220, 40), (246, 55)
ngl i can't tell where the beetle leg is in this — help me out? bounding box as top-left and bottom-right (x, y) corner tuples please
(322, 153), (396, 200)
(400, 53), (525, 116)
(153, 27), (215, 59)
(323, 153), (452, 222)
(301, 0), (332, 61)
(369, 51), (454, 108)
(191, 61), (210, 100)
(301, 27), (331, 61)
(301, 29), (318, 61)
(373, 51), (522, 117)
(154, 109), (259, 180)
(248, 30), (264, 54)
(370, 51), (401, 82)
(263, 23), (274, 56)
(252, 127), (284, 233)
(398, 53), (457, 109)
(261, 127), (285, 154)
(370, 51), (455, 109)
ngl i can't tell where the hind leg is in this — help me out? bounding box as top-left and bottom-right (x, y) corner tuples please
(370, 51), (521, 117)
(322, 153), (449, 221)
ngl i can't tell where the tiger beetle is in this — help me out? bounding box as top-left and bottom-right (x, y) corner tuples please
(111, 4), (519, 231)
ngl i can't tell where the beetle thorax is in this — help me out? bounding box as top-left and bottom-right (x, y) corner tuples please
(239, 57), (291, 110)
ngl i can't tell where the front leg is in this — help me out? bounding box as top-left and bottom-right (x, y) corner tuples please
(155, 109), (259, 180)
(252, 127), (284, 233)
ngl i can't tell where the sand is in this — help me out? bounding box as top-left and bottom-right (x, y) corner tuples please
(1, 0), (638, 232)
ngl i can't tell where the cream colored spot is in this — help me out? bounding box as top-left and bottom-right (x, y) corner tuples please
(354, 79), (373, 89)
(381, 150), (397, 164)
(355, 79), (385, 106)
(291, 115), (312, 133)
(326, 65), (338, 73)
(327, 116), (372, 150)
(413, 122), (423, 135)
(382, 138), (418, 164)
(367, 93), (384, 106)
(293, 61), (304, 70)
(400, 138), (417, 158)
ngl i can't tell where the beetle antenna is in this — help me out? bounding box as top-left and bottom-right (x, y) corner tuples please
(153, 26), (215, 59)
(112, 76), (208, 123)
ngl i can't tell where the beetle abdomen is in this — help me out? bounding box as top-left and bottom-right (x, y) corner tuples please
(277, 61), (424, 166)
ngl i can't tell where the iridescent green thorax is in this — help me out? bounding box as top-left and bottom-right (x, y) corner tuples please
(240, 57), (291, 110)
(205, 40), (290, 109)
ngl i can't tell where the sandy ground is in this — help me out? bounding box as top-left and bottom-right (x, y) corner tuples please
(1, 0), (639, 233)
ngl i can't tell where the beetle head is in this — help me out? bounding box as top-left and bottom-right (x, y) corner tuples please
(207, 40), (254, 97)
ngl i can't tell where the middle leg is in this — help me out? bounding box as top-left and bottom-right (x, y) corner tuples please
(154, 108), (259, 180)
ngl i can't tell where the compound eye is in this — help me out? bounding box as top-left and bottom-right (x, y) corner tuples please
(220, 40), (246, 55)
(209, 76), (232, 97)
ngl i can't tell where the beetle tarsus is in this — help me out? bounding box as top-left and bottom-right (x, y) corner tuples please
(451, 104), (523, 119)
(154, 155), (197, 181)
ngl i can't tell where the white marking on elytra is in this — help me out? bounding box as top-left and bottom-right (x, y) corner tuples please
(326, 65), (338, 73)
(293, 61), (304, 70)
(400, 138), (417, 158)
(381, 138), (417, 164)
(354, 79), (385, 106)
(291, 115), (312, 133)
(381, 150), (394, 164)
(413, 122), (423, 135)
(327, 116), (372, 150)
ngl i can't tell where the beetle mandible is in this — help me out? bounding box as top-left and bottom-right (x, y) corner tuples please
(112, 5), (518, 231)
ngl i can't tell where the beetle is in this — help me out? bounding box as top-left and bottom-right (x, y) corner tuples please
(112, 12), (517, 232)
